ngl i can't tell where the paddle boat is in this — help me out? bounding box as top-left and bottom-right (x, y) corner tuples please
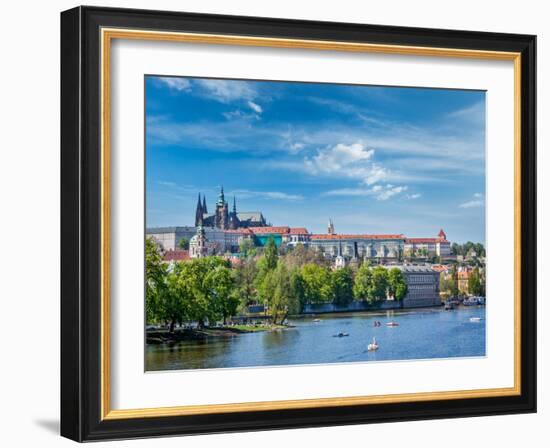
(333, 332), (349, 338)
(367, 337), (379, 351)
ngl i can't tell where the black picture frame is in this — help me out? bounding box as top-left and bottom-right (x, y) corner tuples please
(61, 5), (536, 442)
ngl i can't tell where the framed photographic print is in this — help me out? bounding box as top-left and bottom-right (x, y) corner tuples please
(60, 6), (536, 442)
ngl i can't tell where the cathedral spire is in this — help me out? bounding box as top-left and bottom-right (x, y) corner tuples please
(202, 195), (207, 214)
(195, 193), (203, 226)
(217, 185), (225, 205)
(328, 218), (335, 235)
(232, 195), (237, 214)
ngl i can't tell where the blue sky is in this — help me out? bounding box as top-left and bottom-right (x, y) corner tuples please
(145, 76), (486, 243)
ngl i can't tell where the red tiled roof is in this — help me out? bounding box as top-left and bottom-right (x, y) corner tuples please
(310, 234), (405, 241)
(249, 226), (290, 234)
(163, 249), (190, 261)
(431, 265), (450, 273)
(289, 227), (309, 235)
(405, 238), (439, 244)
(224, 228), (252, 234)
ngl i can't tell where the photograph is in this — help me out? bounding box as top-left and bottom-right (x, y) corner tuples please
(54, 4), (537, 442)
(144, 76), (488, 371)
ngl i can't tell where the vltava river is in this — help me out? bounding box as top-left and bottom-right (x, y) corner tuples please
(146, 307), (486, 371)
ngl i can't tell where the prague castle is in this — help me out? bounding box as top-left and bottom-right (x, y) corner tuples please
(147, 186), (452, 262)
(194, 186), (266, 230)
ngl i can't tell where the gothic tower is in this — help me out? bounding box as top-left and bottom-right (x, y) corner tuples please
(202, 195), (208, 214)
(228, 195), (239, 230)
(214, 186), (229, 230)
(195, 193), (203, 227)
(328, 218), (335, 235)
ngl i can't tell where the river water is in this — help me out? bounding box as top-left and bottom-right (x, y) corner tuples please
(146, 306), (486, 371)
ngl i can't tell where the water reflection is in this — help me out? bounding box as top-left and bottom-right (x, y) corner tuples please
(146, 307), (486, 371)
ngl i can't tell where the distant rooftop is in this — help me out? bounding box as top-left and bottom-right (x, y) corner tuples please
(146, 226), (195, 234)
(163, 249), (190, 262)
(390, 265), (440, 273)
(310, 234), (405, 241)
(237, 212), (264, 221)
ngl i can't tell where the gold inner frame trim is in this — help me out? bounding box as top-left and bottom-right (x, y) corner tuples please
(100, 27), (522, 421)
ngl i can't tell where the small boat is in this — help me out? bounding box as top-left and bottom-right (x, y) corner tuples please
(463, 297), (480, 306)
(469, 317), (482, 322)
(313, 318), (322, 323)
(367, 337), (379, 351)
(333, 332), (349, 338)
(386, 321), (399, 327)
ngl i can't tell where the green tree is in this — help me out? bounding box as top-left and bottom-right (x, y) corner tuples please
(353, 264), (388, 304)
(387, 268), (408, 300)
(145, 238), (167, 325)
(184, 257), (230, 328)
(300, 263), (333, 303)
(204, 265), (238, 324)
(256, 261), (292, 324)
(450, 265), (459, 297)
(288, 269), (306, 314)
(353, 263), (373, 302)
(234, 256), (258, 310)
(451, 242), (460, 256)
(284, 243), (330, 269)
(178, 237), (189, 250)
(263, 236), (279, 270)
(163, 262), (194, 332)
(331, 267), (354, 306)
(270, 263), (292, 324)
(468, 267), (485, 296)
(238, 238), (256, 257)
(370, 266), (389, 302)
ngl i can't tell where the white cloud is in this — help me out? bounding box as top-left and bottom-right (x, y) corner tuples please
(304, 142), (387, 185)
(157, 77), (191, 91)
(247, 101), (263, 114)
(231, 189), (303, 201)
(373, 185), (408, 200)
(194, 79), (257, 103)
(448, 101), (485, 122)
(158, 181), (177, 187)
(459, 200), (484, 208)
(324, 184), (408, 201)
(406, 193), (422, 200)
(459, 193), (485, 208)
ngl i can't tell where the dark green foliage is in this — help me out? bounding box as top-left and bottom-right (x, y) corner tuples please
(331, 267), (354, 306)
(387, 268), (408, 301)
(353, 264), (389, 304)
(263, 236), (279, 270)
(300, 263), (334, 304)
(468, 267), (485, 296)
(451, 241), (486, 258)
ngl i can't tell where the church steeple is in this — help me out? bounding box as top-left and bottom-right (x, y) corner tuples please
(217, 185), (225, 205)
(232, 195), (237, 214)
(202, 195), (207, 214)
(195, 193), (203, 227)
(328, 218), (335, 235)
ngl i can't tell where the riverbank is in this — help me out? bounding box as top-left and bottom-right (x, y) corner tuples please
(146, 324), (288, 344)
